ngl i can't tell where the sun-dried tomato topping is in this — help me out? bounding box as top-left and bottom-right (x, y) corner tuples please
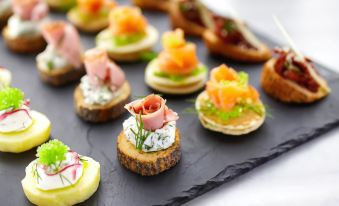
(212, 16), (256, 50)
(273, 48), (320, 93)
(178, 0), (204, 26)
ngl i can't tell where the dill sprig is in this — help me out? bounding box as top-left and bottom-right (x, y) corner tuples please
(130, 113), (152, 151)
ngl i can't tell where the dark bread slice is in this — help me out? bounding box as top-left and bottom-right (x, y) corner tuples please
(37, 63), (85, 86)
(203, 29), (271, 63)
(2, 26), (46, 53)
(261, 58), (330, 103)
(0, 10), (12, 30)
(74, 81), (131, 123)
(117, 129), (181, 176)
(133, 0), (170, 12)
(169, 1), (205, 37)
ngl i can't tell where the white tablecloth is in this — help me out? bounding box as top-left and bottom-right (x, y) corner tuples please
(187, 0), (339, 205)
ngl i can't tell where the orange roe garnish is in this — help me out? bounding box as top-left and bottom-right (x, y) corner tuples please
(157, 29), (199, 75)
(109, 6), (147, 35)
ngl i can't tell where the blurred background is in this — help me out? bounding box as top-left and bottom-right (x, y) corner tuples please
(188, 0), (339, 205)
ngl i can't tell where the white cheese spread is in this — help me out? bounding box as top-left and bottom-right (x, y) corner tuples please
(0, 105), (33, 133)
(36, 45), (70, 71)
(35, 152), (84, 191)
(7, 15), (42, 38)
(80, 75), (124, 105)
(123, 116), (176, 152)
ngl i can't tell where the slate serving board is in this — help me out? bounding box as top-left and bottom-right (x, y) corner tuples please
(1, 3), (339, 206)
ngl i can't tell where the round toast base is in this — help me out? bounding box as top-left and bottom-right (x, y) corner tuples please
(74, 81), (131, 123)
(2, 27), (46, 53)
(37, 63), (85, 86)
(133, 0), (170, 12)
(196, 91), (265, 136)
(117, 129), (181, 176)
(261, 59), (329, 103)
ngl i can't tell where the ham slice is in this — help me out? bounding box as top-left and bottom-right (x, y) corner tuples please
(84, 48), (125, 91)
(12, 0), (48, 21)
(125, 94), (179, 131)
(42, 21), (83, 68)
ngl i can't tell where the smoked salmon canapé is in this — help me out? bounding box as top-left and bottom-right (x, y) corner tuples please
(199, 1), (271, 62)
(2, 0), (48, 53)
(74, 48), (131, 123)
(96, 6), (159, 62)
(0, 0), (12, 30)
(45, 0), (76, 12)
(169, 0), (206, 37)
(195, 64), (266, 135)
(0, 87), (51, 153)
(132, 0), (170, 12)
(117, 94), (181, 176)
(0, 67), (11, 89)
(67, 0), (116, 33)
(145, 29), (208, 95)
(36, 21), (85, 86)
(261, 48), (330, 103)
(22, 139), (100, 206)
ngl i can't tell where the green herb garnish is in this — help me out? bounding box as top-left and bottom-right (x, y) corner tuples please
(140, 51), (158, 62)
(154, 64), (207, 82)
(0, 87), (24, 111)
(112, 32), (146, 47)
(223, 21), (236, 33)
(36, 139), (69, 166)
(130, 113), (152, 151)
(46, 60), (54, 70)
(199, 99), (265, 121)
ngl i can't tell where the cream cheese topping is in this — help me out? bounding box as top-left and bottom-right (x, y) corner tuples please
(0, 0), (11, 17)
(36, 45), (70, 71)
(80, 75), (123, 105)
(123, 116), (176, 152)
(0, 68), (11, 89)
(35, 151), (84, 191)
(7, 15), (43, 38)
(0, 105), (33, 133)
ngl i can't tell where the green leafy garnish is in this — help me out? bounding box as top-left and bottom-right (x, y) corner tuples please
(112, 32), (146, 47)
(154, 64), (207, 82)
(140, 51), (158, 62)
(223, 21), (236, 33)
(130, 113), (152, 151)
(0, 87), (24, 111)
(199, 99), (265, 121)
(46, 60), (54, 70)
(36, 139), (69, 166)
(74, 7), (109, 23)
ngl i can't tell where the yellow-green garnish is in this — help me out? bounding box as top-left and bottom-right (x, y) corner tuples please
(154, 64), (207, 82)
(0, 87), (24, 111)
(36, 139), (69, 166)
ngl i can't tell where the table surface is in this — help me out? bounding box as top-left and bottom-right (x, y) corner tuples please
(187, 0), (339, 205)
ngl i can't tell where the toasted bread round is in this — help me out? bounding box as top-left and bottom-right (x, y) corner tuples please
(74, 81), (131, 123)
(145, 60), (207, 95)
(37, 62), (85, 86)
(0, 9), (12, 30)
(45, 0), (76, 12)
(133, 0), (170, 12)
(169, 1), (205, 37)
(0, 111), (51, 153)
(67, 8), (109, 33)
(203, 29), (271, 63)
(2, 26), (46, 53)
(196, 91), (265, 136)
(96, 26), (158, 62)
(117, 129), (181, 176)
(22, 156), (100, 206)
(261, 58), (330, 103)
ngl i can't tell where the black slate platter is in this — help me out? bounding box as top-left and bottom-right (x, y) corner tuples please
(1, 2), (339, 206)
